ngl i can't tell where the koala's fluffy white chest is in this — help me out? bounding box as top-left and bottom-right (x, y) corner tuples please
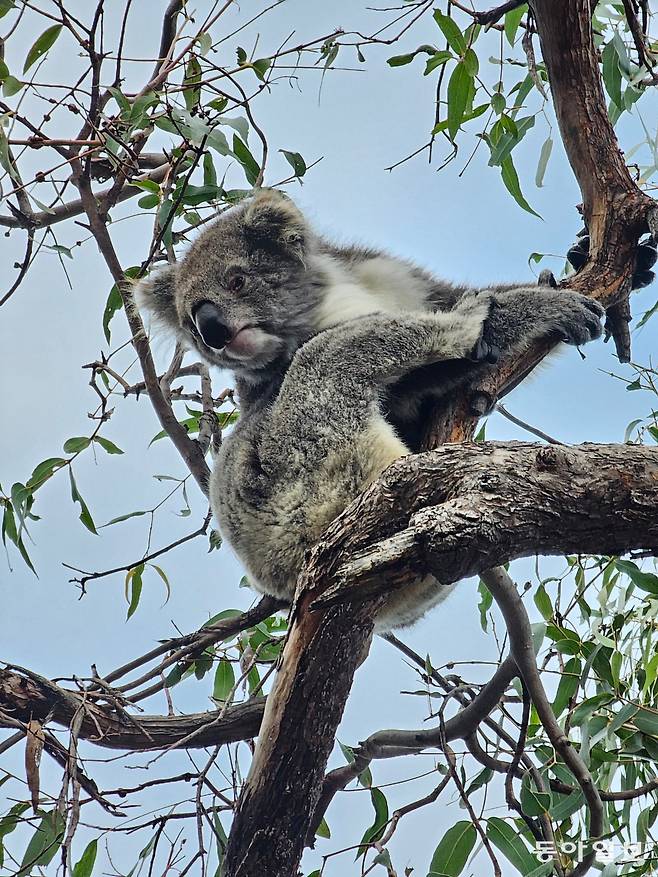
(314, 254), (428, 330)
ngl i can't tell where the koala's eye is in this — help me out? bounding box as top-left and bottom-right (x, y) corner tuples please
(226, 273), (245, 293)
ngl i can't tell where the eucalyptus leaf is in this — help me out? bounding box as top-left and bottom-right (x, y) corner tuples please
(23, 25), (62, 73)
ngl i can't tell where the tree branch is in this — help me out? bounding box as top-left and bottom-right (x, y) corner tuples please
(222, 441), (658, 875)
(0, 666), (264, 750)
(0, 162), (171, 231)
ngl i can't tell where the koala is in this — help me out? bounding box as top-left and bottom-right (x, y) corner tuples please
(136, 189), (604, 630)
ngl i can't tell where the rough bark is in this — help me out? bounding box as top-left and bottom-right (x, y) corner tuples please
(222, 442), (658, 876)
(320, 442), (658, 603)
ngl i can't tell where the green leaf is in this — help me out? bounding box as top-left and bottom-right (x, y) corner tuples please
(46, 243), (73, 259)
(423, 49), (452, 75)
(570, 693), (612, 726)
(203, 151), (217, 187)
(102, 509), (148, 527)
(197, 31), (212, 55)
(356, 788), (389, 858)
(27, 457), (66, 490)
(17, 810), (65, 875)
(634, 708), (658, 737)
(386, 46), (434, 67)
(125, 564), (144, 619)
(232, 135), (260, 186)
(428, 821), (476, 876)
(462, 48), (479, 77)
(504, 4), (527, 46)
(183, 55), (202, 110)
(213, 659), (235, 701)
(3, 75), (23, 97)
(534, 584), (553, 620)
(219, 115), (249, 143)
(149, 563), (171, 604)
(108, 86), (131, 114)
(138, 193), (159, 209)
(251, 57), (271, 81)
(602, 41), (623, 110)
(0, 803), (30, 867)
(615, 559), (658, 595)
(551, 657), (581, 718)
(179, 183), (221, 206)
(23, 24), (62, 73)
(130, 178), (160, 193)
(63, 436), (91, 454)
(488, 114), (535, 166)
(477, 580), (493, 631)
(280, 149), (307, 178)
(500, 155), (541, 218)
(508, 74), (534, 119)
(127, 92), (159, 127)
(0, 128), (19, 180)
(69, 468), (97, 534)
(202, 608), (242, 629)
(520, 771), (552, 817)
(465, 766), (493, 797)
(433, 10), (466, 55)
(447, 61), (472, 140)
(103, 283), (123, 343)
(94, 435), (124, 455)
(535, 136), (553, 188)
(491, 91), (506, 114)
(315, 818), (331, 839)
(164, 663), (184, 689)
(0, 1), (15, 20)
(486, 817), (538, 875)
(72, 838), (98, 877)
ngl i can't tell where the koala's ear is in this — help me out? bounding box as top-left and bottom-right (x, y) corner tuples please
(133, 265), (180, 334)
(243, 189), (307, 260)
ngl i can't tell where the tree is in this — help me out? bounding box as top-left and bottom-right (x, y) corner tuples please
(1, 1), (658, 875)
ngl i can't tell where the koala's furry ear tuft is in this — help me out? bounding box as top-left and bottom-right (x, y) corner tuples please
(243, 189), (307, 260)
(133, 265), (180, 334)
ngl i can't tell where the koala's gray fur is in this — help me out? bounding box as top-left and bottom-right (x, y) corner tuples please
(136, 190), (604, 629)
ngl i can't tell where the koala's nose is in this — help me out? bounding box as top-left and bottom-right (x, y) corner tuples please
(193, 302), (232, 349)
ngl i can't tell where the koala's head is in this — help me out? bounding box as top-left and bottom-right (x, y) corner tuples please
(136, 190), (321, 378)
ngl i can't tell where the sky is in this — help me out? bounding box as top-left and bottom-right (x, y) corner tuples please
(1, 1), (657, 875)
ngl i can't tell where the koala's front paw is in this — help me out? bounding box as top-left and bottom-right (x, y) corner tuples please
(550, 291), (604, 346)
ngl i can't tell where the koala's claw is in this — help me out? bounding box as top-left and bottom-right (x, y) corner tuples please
(567, 229), (657, 291)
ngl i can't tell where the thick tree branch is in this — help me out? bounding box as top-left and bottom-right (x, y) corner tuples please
(315, 443), (658, 605)
(222, 441), (658, 876)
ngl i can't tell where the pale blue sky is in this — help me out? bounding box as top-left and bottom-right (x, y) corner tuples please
(1, 2), (657, 874)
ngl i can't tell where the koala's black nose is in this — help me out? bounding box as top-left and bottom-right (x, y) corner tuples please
(193, 302), (232, 349)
